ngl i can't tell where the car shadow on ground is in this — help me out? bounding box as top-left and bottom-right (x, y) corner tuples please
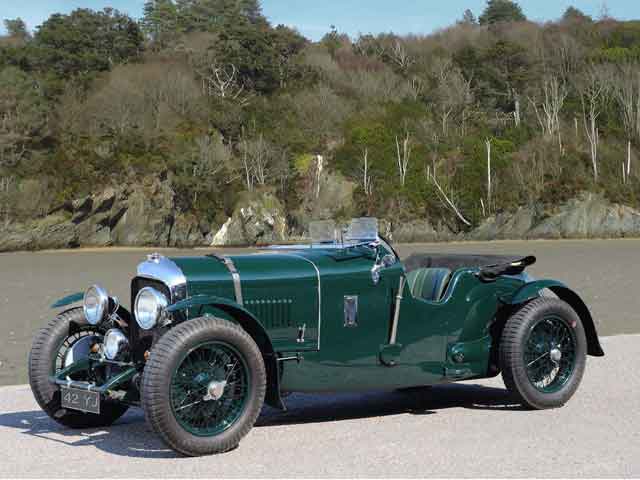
(257, 383), (525, 427)
(0, 383), (523, 459)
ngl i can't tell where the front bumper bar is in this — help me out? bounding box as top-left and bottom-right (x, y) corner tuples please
(48, 358), (137, 394)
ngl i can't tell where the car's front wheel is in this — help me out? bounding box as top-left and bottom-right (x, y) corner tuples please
(28, 307), (129, 428)
(142, 317), (266, 456)
(500, 297), (587, 409)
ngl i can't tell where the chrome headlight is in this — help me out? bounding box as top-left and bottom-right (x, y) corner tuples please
(134, 287), (168, 330)
(104, 328), (129, 360)
(83, 285), (109, 325)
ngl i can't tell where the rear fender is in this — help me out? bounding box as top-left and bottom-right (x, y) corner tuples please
(510, 280), (604, 357)
(167, 295), (285, 410)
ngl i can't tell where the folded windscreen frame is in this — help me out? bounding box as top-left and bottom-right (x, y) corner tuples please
(345, 217), (378, 242)
(308, 218), (379, 245)
(309, 220), (337, 244)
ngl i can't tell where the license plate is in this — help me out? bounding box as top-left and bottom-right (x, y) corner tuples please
(60, 387), (101, 414)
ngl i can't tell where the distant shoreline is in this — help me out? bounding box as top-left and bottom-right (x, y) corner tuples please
(3, 236), (640, 255)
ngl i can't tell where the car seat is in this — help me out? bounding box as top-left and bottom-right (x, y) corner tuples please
(405, 267), (452, 302)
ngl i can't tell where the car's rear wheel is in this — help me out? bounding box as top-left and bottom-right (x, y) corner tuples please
(142, 317), (266, 456)
(500, 297), (587, 409)
(28, 307), (129, 428)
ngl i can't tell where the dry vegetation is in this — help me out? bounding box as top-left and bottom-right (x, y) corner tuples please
(1, 1), (640, 233)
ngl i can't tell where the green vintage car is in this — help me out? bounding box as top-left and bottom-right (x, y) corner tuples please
(29, 218), (604, 456)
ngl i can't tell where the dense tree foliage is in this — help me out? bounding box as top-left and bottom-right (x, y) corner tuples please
(32, 9), (144, 77)
(1, 1), (640, 232)
(479, 0), (526, 25)
(3, 18), (29, 40)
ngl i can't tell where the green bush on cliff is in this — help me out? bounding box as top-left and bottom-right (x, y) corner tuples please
(1, 0), (640, 235)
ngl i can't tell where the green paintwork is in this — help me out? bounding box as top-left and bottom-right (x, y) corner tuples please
(509, 279), (567, 305)
(548, 285), (604, 357)
(168, 294), (250, 315)
(508, 279), (604, 357)
(52, 240), (603, 404)
(167, 293), (277, 363)
(163, 248), (602, 393)
(50, 359), (136, 394)
(51, 357), (91, 379)
(51, 292), (84, 308)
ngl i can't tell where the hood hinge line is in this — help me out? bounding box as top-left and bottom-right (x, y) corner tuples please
(208, 254), (244, 306)
(280, 254), (322, 351)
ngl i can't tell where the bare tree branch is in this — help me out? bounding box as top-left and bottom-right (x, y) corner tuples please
(395, 132), (412, 186)
(427, 169), (472, 226)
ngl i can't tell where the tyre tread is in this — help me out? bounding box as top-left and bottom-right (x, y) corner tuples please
(142, 317), (266, 456)
(28, 308), (128, 428)
(500, 297), (587, 410)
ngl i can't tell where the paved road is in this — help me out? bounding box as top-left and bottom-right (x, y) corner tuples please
(0, 335), (637, 478)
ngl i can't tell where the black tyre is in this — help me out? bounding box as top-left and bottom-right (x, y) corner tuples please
(500, 297), (587, 409)
(142, 317), (266, 456)
(28, 307), (129, 428)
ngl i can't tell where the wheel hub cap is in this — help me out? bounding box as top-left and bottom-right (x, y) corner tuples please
(549, 347), (562, 362)
(204, 380), (227, 401)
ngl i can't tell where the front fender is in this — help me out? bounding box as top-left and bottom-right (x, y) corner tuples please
(51, 292), (84, 308)
(167, 295), (285, 410)
(510, 280), (604, 357)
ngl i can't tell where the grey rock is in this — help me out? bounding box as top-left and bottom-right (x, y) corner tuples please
(0, 224), (35, 251)
(391, 219), (454, 243)
(471, 206), (539, 241)
(528, 193), (640, 239)
(170, 213), (208, 247)
(211, 191), (287, 246)
(469, 193), (640, 241)
(291, 172), (356, 234)
(111, 180), (175, 245)
(0, 178), (209, 252)
(4, 184), (640, 252)
(33, 218), (79, 250)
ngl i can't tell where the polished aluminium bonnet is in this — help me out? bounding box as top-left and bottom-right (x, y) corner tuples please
(136, 253), (187, 302)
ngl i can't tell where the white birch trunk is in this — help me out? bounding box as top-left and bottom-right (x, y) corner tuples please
(486, 139), (492, 209)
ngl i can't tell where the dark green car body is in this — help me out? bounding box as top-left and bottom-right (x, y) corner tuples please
(51, 239), (603, 411)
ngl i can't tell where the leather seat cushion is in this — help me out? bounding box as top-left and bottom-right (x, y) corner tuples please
(406, 267), (452, 302)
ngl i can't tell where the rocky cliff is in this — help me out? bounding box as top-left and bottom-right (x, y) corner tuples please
(0, 178), (212, 251)
(2, 184), (640, 253)
(471, 192), (640, 241)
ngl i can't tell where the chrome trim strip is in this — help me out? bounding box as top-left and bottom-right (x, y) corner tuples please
(209, 254), (244, 306)
(284, 254), (322, 350)
(389, 275), (405, 345)
(137, 254), (188, 302)
(226, 259), (244, 306)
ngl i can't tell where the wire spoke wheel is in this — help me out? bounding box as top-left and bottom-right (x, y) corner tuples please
(29, 307), (129, 429)
(500, 297), (588, 409)
(144, 317), (266, 455)
(524, 315), (577, 393)
(170, 341), (250, 437)
(53, 328), (100, 374)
